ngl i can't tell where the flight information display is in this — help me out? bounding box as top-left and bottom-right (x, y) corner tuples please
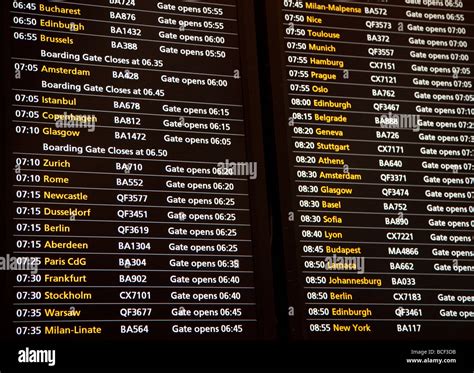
(2, 0), (474, 370)
(266, 0), (474, 339)
(4, 0), (274, 342)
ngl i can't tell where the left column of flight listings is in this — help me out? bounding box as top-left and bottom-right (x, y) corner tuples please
(6, 0), (272, 341)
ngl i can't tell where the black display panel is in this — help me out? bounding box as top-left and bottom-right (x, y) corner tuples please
(1, 0), (474, 371)
(2, 0), (275, 346)
(266, 0), (474, 340)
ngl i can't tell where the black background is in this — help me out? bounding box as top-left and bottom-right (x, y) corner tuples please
(1, 0), (473, 371)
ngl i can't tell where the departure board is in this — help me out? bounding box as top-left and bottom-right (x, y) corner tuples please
(2, 0), (474, 371)
(266, 0), (474, 340)
(3, 0), (274, 343)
